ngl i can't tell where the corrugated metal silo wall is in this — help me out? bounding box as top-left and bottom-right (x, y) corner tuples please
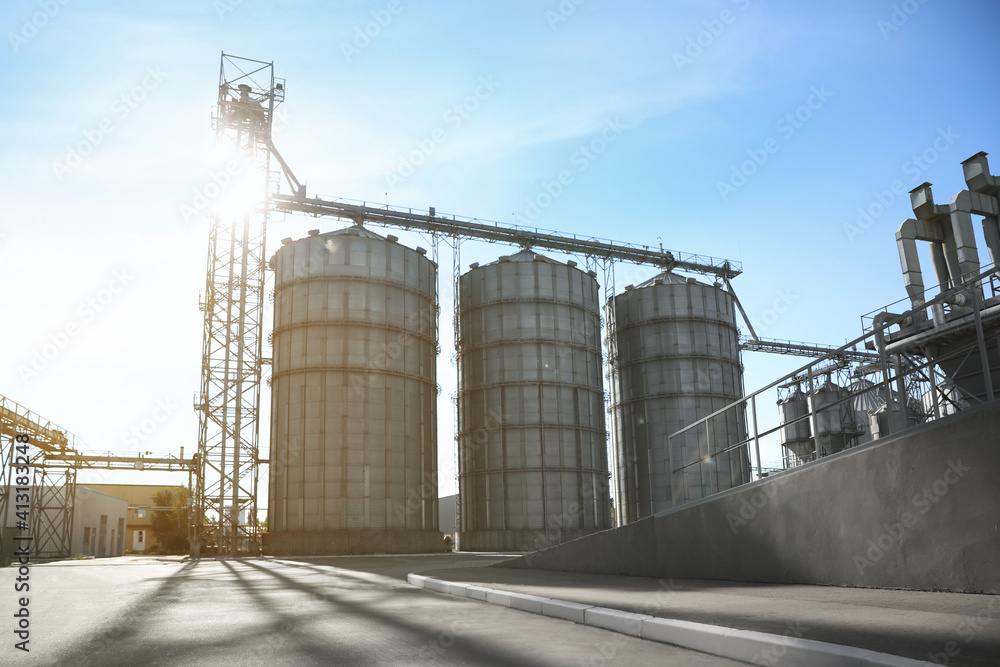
(456, 254), (613, 552)
(264, 229), (442, 555)
(609, 278), (750, 525)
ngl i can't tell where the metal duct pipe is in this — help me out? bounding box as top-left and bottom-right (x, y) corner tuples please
(896, 218), (935, 310)
(907, 181), (983, 304)
(872, 311), (901, 357)
(961, 152), (1000, 276)
(909, 183), (963, 289)
(929, 242), (952, 292)
(948, 190), (984, 282)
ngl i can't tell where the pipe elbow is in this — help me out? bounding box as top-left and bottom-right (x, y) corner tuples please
(896, 218), (918, 241)
(946, 292), (969, 307)
(950, 189), (972, 213)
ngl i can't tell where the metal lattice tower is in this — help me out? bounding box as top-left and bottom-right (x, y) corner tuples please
(0, 395), (74, 561)
(193, 54), (282, 555)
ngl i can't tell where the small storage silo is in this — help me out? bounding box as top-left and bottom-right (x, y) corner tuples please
(848, 378), (883, 446)
(609, 272), (750, 525)
(808, 382), (859, 456)
(265, 226), (442, 555)
(778, 388), (813, 462)
(456, 250), (612, 552)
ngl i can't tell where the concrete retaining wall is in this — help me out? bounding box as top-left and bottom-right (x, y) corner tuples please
(498, 401), (1000, 593)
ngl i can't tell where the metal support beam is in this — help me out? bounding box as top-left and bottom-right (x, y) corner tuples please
(740, 336), (880, 362)
(271, 194), (741, 279)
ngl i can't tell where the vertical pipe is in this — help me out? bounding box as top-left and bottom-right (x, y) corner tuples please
(66, 468), (76, 559)
(893, 355), (909, 428)
(807, 364), (819, 462)
(949, 205), (983, 288)
(188, 464), (194, 557)
(706, 420), (717, 496)
(877, 318), (894, 439)
(971, 283), (996, 402)
(666, 434), (674, 509)
(982, 215), (1000, 274)
(751, 394), (762, 480)
(930, 242), (952, 290)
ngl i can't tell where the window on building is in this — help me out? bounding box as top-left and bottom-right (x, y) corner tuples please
(134, 508), (146, 519)
(83, 527), (90, 545)
(137, 530), (144, 544)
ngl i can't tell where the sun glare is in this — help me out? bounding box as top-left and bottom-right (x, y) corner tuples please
(210, 162), (265, 221)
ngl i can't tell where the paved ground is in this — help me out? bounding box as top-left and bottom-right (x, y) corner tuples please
(419, 560), (1000, 667)
(0, 554), (747, 666)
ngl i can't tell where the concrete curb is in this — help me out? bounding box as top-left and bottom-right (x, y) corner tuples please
(406, 574), (935, 667)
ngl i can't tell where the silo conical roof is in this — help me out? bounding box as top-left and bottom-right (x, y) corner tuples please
(848, 379), (885, 412)
(487, 248), (562, 265)
(320, 225), (386, 240)
(635, 271), (703, 288)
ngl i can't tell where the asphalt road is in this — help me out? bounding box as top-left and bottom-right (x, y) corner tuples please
(0, 554), (747, 666)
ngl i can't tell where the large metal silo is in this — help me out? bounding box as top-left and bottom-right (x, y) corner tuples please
(456, 250), (612, 552)
(265, 226), (441, 555)
(609, 272), (750, 525)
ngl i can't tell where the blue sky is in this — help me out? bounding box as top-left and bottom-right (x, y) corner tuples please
(2, 0), (999, 502)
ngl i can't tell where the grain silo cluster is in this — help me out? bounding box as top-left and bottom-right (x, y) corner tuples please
(264, 226), (753, 554)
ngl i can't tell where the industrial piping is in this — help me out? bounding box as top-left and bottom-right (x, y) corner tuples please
(895, 152), (1000, 313)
